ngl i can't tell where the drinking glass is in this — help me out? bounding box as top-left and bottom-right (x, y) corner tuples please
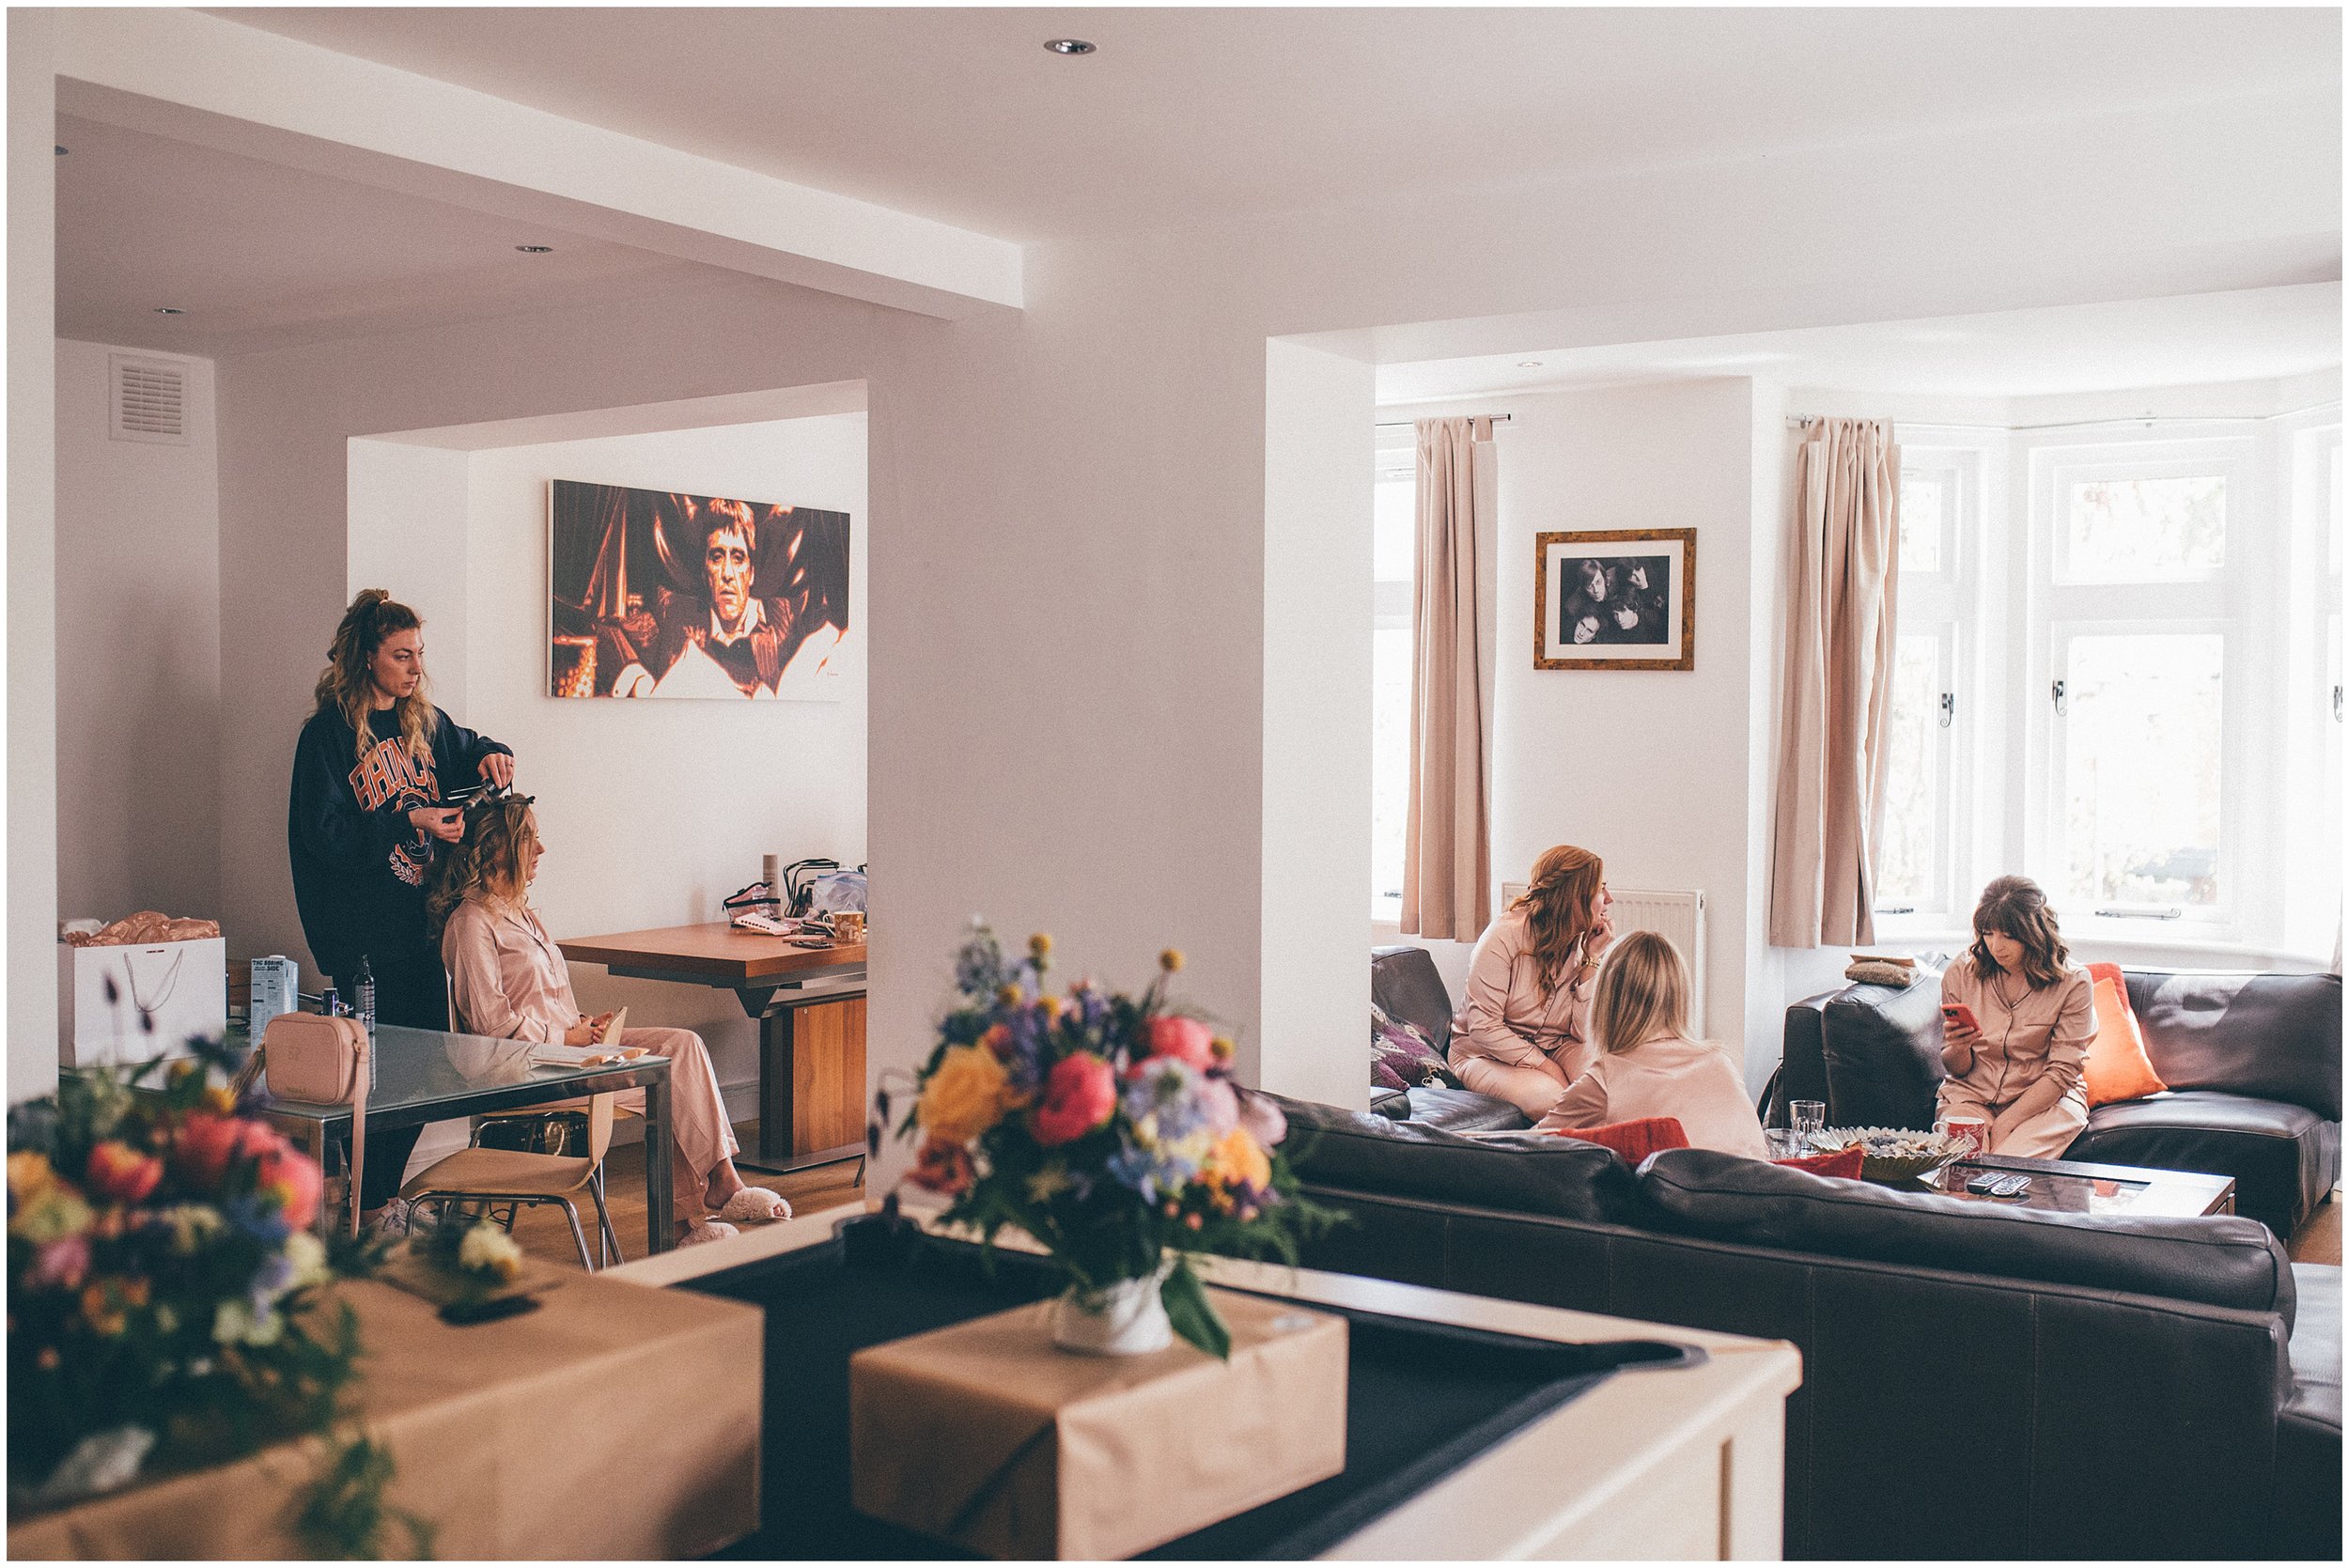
(1764, 1127), (1805, 1160)
(1790, 1100), (1828, 1152)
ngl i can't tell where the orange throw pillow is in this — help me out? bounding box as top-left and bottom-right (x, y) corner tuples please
(1774, 1145), (1866, 1180)
(1545, 1116), (1689, 1163)
(2081, 961), (2167, 1109)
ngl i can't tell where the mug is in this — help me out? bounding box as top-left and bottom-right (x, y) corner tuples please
(1937, 1114), (1990, 1157)
(832, 910), (866, 942)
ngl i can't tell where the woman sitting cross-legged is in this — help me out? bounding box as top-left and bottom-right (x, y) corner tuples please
(1534, 930), (1768, 1158)
(1448, 844), (1618, 1118)
(1937, 875), (2093, 1158)
(429, 795), (789, 1246)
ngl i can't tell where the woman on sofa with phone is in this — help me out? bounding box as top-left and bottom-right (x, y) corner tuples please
(1448, 844), (1618, 1116)
(1937, 875), (2096, 1158)
(430, 795), (790, 1247)
(1535, 931), (1768, 1157)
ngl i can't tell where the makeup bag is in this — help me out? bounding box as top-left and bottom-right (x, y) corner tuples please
(259, 1012), (371, 1236)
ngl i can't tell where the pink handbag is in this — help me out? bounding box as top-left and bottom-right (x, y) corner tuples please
(260, 1013), (371, 1236)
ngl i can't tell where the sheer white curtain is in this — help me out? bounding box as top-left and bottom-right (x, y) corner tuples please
(1402, 417), (1495, 941)
(1769, 417), (1903, 946)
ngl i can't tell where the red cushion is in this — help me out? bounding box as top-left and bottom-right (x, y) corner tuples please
(1773, 1145), (1865, 1180)
(1545, 1116), (1689, 1163)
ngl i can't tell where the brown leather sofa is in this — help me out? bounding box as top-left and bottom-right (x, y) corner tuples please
(1775, 962), (2341, 1239)
(1256, 1095), (2341, 1560)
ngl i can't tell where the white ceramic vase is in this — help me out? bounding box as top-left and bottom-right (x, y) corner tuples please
(1050, 1263), (1174, 1356)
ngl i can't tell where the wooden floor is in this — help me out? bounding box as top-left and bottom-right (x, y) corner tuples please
(495, 1122), (863, 1270)
(2289, 1188), (2341, 1266)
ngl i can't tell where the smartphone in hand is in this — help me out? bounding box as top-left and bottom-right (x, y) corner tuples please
(1940, 1001), (1982, 1033)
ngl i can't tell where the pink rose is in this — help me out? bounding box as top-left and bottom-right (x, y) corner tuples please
(1032, 1053), (1117, 1146)
(85, 1141), (163, 1203)
(30, 1234), (89, 1291)
(1145, 1016), (1216, 1072)
(256, 1141), (323, 1230)
(1238, 1090), (1287, 1149)
(175, 1113), (284, 1189)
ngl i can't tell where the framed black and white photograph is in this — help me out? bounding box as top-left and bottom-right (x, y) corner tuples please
(1533, 528), (1695, 670)
(548, 479), (852, 700)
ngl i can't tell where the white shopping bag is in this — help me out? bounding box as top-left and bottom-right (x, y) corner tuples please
(58, 937), (227, 1068)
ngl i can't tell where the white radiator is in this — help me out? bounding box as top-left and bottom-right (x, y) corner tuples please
(1500, 884), (1708, 1034)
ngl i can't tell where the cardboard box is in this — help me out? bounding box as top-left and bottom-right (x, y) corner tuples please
(59, 937), (227, 1068)
(850, 1287), (1347, 1560)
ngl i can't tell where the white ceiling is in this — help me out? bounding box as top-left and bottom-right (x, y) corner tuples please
(1377, 285), (2345, 405)
(53, 113), (739, 356)
(210, 7), (2340, 245)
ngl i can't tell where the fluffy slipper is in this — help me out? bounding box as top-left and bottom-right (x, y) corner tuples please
(717, 1187), (793, 1224)
(677, 1219), (740, 1248)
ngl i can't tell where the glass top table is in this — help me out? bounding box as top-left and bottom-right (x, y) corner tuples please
(1920, 1150), (2236, 1219)
(241, 1022), (676, 1253)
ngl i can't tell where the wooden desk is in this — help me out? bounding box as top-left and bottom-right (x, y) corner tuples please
(7, 1274), (761, 1560)
(558, 923), (867, 1173)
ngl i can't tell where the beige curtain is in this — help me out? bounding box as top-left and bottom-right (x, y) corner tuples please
(1402, 416), (1494, 940)
(1768, 417), (1902, 947)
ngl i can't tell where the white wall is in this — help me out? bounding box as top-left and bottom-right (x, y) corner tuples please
(1383, 380), (1776, 1076)
(54, 341), (223, 928)
(343, 412), (870, 1101)
(11, 12), (60, 1102)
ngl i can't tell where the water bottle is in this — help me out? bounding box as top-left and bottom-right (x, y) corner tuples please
(353, 955), (378, 1091)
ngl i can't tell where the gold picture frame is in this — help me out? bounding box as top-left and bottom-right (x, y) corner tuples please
(1533, 528), (1696, 671)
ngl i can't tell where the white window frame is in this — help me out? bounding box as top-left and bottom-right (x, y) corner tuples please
(2020, 430), (2266, 944)
(1370, 428), (1416, 923)
(1874, 434), (1989, 933)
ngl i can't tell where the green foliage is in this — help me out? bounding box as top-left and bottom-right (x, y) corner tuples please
(294, 1430), (435, 1560)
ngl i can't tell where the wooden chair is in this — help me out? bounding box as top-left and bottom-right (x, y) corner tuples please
(402, 1092), (622, 1271)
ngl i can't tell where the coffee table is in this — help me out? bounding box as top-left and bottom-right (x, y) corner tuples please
(1922, 1150), (2236, 1219)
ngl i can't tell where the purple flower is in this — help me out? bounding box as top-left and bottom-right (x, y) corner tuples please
(1123, 1057), (1214, 1143)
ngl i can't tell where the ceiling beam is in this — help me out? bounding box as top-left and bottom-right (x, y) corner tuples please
(54, 8), (1022, 320)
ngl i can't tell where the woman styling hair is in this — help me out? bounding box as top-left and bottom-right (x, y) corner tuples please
(287, 589), (515, 1229)
(430, 795), (789, 1247)
(1534, 931), (1767, 1158)
(1937, 876), (2095, 1158)
(1446, 844), (1617, 1117)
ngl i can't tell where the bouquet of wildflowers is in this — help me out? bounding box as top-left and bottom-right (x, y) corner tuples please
(888, 924), (1334, 1358)
(6, 1036), (370, 1515)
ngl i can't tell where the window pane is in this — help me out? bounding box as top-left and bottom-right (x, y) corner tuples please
(1371, 627), (1412, 908)
(2066, 475), (2226, 578)
(2063, 633), (2223, 907)
(1875, 636), (1941, 907)
(1374, 477), (1414, 583)
(1898, 474), (1945, 574)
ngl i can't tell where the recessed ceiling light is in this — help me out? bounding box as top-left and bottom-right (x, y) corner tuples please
(153, 306), (186, 315)
(514, 244), (554, 254)
(1044, 39), (1096, 55)
(1517, 361), (1543, 368)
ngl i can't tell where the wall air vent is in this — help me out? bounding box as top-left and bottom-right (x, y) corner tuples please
(109, 353), (190, 445)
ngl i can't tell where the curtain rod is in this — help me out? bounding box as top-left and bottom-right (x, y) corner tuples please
(1375, 413), (1514, 428)
(1785, 405), (2339, 435)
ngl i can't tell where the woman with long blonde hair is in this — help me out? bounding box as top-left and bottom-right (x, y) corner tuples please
(1448, 845), (1618, 1116)
(1535, 931), (1767, 1157)
(431, 796), (789, 1247)
(287, 589), (514, 1230)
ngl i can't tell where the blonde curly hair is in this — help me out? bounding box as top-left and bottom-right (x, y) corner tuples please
(427, 795), (537, 938)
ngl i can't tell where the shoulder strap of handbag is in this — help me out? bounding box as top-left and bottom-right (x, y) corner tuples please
(340, 1027), (369, 1240)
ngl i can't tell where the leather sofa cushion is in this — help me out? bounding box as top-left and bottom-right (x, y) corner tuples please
(1639, 1147), (2295, 1323)
(1400, 1086), (1531, 1135)
(1773, 994), (1833, 1128)
(1270, 1094), (1630, 1222)
(2123, 970), (2341, 1120)
(2278, 1262), (2343, 1561)
(1372, 945), (1456, 1051)
(1818, 965), (1947, 1130)
(2070, 1092), (2337, 1241)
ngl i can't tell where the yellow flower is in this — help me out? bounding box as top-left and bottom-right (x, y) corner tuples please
(996, 983), (1024, 1007)
(204, 1087), (238, 1114)
(8, 1150), (55, 1202)
(1209, 1035), (1236, 1063)
(1038, 994), (1065, 1021)
(1028, 933), (1053, 960)
(1159, 948), (1185, 973)
(1203, 1127), (1272, 1192)
(918, 1044), (1018, 1144)
(458, 1224), (524, 1283)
